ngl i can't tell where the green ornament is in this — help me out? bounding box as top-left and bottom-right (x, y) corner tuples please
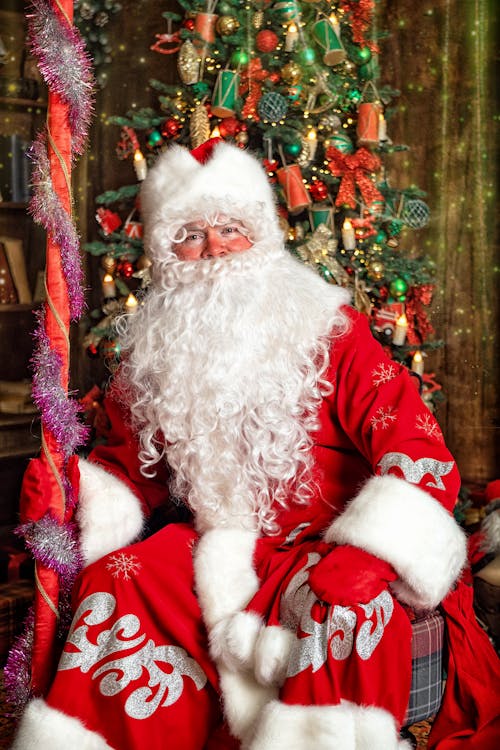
(389, 278), (408, 297)
(218, 2), (233, 14)
(231, 49), (249, 67)
(351, 46), (372, 65)
(147, 129), (163, 147)
(298, 47), (316, 66)
(359, 57), (380, 81)
(374, 230), (387, 244)
(284, 139), (301, 156)
(257, 91), (288, 123)
(402, 199), (430, 229)
(329, 132), (354, 154)
(347, 88), (362, 104)
(273, 1), (300, 21)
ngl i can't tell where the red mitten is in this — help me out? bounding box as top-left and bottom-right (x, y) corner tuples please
(19, 455), (80, 523)
(308, 544), (398, 606)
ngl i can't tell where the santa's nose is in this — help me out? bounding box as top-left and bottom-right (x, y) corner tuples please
(201, 227), (227, 258)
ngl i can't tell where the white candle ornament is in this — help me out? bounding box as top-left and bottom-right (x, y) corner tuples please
(341, 218), (356, 250)
(393, 313), (408, 346)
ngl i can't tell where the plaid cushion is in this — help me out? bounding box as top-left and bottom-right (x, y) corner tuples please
(403, 609), (444, 726)
(0, 580), (34, 663)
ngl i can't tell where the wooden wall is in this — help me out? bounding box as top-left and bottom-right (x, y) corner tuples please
(75, 0), (499, 485)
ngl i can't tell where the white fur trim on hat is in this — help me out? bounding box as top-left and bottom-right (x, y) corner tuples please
(244, 699), (406, 750)
(325, 475), (467, 610)
(11, 698), (112, 749)
(140, 141), (281, 246)
(193, 528), (259, 629)
(76, 459), (145, 567)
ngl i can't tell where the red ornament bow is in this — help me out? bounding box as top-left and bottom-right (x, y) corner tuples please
(326, 145), (384, 210)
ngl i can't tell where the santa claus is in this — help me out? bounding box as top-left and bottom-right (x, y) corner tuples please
(11, 141), (499, 749)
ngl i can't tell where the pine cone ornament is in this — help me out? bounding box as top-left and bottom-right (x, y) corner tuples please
(178, 40), (200, 85)
(190, 102), (210, 149)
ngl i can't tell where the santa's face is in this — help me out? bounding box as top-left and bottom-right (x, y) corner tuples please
(173, 219), (253, 260)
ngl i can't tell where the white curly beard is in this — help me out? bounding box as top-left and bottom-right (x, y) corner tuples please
(114, 240), (350, 534)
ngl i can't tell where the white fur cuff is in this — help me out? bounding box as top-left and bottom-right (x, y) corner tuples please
(209, 611), (263, 671)
(11, 698), (113, 749)
(325, 475), (466, 610)
(76, 459), (145, 567)
(193, 528), (259, 629)
(245, 700), (406, 750)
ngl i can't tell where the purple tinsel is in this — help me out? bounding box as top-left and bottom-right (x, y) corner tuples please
(17, 513), (83, 583)
(29, 133), (86, 319)
(28, 0), (94, 155)
(31, 308), (89, 458)
(4, 608), (35, 714)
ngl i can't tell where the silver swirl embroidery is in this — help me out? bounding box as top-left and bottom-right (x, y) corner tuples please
(378, 452), (455, 490)
(356, 590), (394, 660)
(58, 592), (207, 719)
(281, 557), (394, 678)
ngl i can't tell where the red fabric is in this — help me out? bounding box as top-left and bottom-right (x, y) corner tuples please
(428, 582), (500, 749)
(308, 544), (398, 606)
(46, 525), (412, 748)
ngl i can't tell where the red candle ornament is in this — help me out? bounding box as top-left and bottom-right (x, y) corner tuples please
(277, 164), (311, 213)
(356, 101), (382, 147)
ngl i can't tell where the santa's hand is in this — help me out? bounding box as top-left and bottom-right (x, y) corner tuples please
(308, 544), (397, 606)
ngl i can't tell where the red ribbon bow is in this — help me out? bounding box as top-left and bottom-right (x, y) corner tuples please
(326, 145), (384, 210)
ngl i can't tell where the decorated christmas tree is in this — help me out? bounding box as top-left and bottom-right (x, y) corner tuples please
(84, 0), (442, 411)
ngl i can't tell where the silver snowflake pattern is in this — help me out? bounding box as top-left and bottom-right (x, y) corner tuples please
(370, 406), (398, 431)
(106, 552), (142, 580)
(415, 413), (443, 441)
(371, 362), (397, 387)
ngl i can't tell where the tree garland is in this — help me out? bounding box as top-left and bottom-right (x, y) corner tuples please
(5, 0), (93, 709)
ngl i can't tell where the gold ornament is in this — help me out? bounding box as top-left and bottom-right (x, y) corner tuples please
(216, 15), (240, 35)
(297, 225), (350, 286)
(235, 130), (249, 146)
(252, 10), (264, 29)
(281, 62), (302, 85)
(190, 102), (210, 149)
(177, 40), (200, 85)
(354, 274), (372, 316)
(101, 255), (117, 273)
(367, 260), (385, 280)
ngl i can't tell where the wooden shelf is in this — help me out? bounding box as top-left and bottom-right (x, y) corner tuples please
(0, 96), (47, 109)
(0, 202), (28, 211)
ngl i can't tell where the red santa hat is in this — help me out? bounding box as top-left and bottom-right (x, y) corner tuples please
(140, 138), (281, 246)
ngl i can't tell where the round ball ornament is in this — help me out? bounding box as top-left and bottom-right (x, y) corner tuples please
(374, 229), (387, 244)
(387, 218), (404, 236)
(273, 1), (300, 21)
(367, 260), (385, 280)
(283, 139), (301, 157)
(329, 132), (354, 154)
(161, 118), (181, 138)
(256, 29), (279, 53)
(218, 116), (240, 138)
(231, 49), (249, 67)
(235, 130), (249, 147)
(101, 254), (117, 273)
(309, 180), (329, 201)
(183, 18), (195, 31)
(350, 46), (372, 65)
(257, 91), (288, 123)
(217, 2), (233, 14)
(298, 46), (316, 66)
(216, 15), (240, 35)
(281, 61), (301, 85)
(117, 260), (134, 278)
(389, 277), (408, 297)
(402, 199), (430, 229)
(319, 113), (342, 132)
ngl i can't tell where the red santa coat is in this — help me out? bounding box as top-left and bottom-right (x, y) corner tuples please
(16, 310), (499, 750)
